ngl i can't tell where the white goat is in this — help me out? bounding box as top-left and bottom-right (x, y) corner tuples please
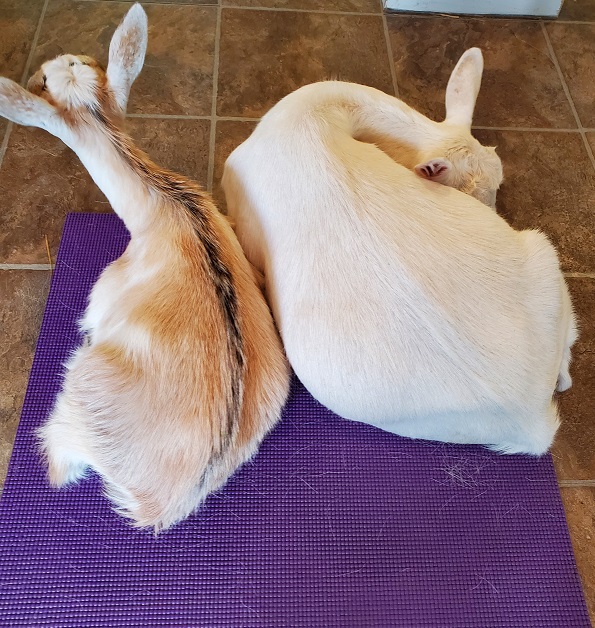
(0, 4), (290, 532)
(222, 49), (576, 456)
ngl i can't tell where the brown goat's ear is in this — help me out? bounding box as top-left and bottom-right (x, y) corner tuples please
(445, 47), (483, 128)
(414, 158), (452, 183)
(106, 3), (148, 112)
(0, 77), (58, 131)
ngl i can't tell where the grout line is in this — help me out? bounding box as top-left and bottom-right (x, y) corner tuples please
(217, 115), (261, 122)
(19, 0), (49, 86)
(381, 9), (399, 98)
(541, 22), (595, 173)
(206, 5), (222, 193)
(472, 126), (581, 133)
(0, 0), (49, 174)
(0, 122), (14, 175)
(126, 113), (210, 120)
(0, 264), (53, 271)
(220, 5), (382, 16)
(564, 272), (595, 279)
(579, 128), (595, 168)
(559, 480), (595, 488)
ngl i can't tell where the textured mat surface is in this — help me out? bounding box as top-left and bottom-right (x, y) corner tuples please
(0, 213), (589, 627)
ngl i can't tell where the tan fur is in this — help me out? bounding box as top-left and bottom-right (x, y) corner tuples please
(48, 209), (290, 530)
(0, 4), (290, 532)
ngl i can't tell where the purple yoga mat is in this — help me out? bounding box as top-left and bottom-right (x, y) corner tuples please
(0, 213), (589, 627)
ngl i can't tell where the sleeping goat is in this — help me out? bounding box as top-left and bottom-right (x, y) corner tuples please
(0, 4), (290, 532)
(222, 49), (576, 456)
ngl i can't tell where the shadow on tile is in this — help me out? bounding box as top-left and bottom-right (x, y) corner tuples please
(0, 270), (50, 489)
(473, 129), (595, 273)
(212, 120), (257, 211)
(387, 16), (575, 128)
(218, 9), (394, 117)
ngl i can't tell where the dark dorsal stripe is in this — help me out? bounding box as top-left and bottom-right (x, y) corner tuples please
(88, 105), (245, 452)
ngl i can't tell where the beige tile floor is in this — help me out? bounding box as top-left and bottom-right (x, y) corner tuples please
(0, 0), (593, 621)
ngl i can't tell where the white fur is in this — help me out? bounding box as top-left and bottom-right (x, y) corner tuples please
(106, 3), (148, 113)
(45, 55), (100, 109)
(222, 52), (576, 456)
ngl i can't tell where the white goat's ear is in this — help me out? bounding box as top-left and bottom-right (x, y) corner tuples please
(107, 3), (148, 112)
(414, 158), (452, 183)
(0, 77), (58, 130)
(445, 47), (483, 127)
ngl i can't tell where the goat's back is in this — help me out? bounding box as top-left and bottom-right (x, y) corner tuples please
(223, 110), (569, 446)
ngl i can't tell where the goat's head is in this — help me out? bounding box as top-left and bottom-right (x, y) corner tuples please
(414, 48), (504, 209)
(0, 3), (147, 140)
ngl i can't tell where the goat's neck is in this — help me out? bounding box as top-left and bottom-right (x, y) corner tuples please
(298, 82), (448, 168)
(65, 122), (158, 235)
(347, 87), (448, 168)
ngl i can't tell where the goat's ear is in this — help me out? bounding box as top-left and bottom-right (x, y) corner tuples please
(107, 3), (148, 112)
(445, 47), (483, 127)
(0, 77), (59, 131)
(414, 158), (452, 183)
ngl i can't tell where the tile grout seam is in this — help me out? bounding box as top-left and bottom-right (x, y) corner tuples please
(540, 21), (595, 172)
(206, 5), (222, 193)
(381, 8), (400, 98)
(0, 0), (50, 174)
(217, 115), (261, 122)
(0, 123), (13, 176)
(127, 114), (263, 122)
(203, 4), (383, 15)
(127, 113), (211, 120)
(19, 0), (50, 86)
